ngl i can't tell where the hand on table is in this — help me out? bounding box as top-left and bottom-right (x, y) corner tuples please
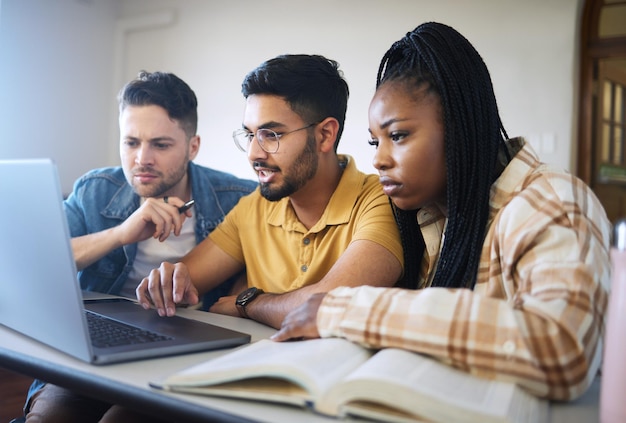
(136, 261), (199, 317)
(209, 295), (240, 317)
(271, 293), (326, 341)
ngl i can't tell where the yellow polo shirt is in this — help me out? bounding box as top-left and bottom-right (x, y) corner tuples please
(208, 155), (403, 293)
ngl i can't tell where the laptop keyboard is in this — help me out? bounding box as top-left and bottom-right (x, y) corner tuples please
(85, 310), (173, 348)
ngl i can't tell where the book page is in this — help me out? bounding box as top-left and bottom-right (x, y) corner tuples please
(341, 401), (433, 423)
(318, 348), (548, 423)
(157, 377), (314, 408)
(154, 338), (372, 406)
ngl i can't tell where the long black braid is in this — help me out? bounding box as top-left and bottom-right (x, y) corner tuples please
(379, 22), (509, 290)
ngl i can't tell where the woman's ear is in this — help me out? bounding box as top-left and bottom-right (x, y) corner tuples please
(317, 117), (340, 153)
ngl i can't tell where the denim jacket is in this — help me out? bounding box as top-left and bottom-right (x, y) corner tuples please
(64, 161), (257, 296)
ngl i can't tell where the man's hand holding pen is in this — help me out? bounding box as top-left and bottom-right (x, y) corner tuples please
(114, 196), (195, 246)
(177, 199), (195, 214)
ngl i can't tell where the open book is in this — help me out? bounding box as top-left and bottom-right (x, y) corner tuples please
(151, 338), (548, 423)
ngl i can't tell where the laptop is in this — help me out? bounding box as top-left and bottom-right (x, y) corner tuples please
(0, 158), (250, 364)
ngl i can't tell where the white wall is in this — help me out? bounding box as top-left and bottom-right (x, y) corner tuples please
(0, 0), (118, 194)
(1, 0), (584, 193)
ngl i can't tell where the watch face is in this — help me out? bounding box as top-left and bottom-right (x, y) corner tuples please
(240, 289), (256, 302)
(237, 287), (259, 305)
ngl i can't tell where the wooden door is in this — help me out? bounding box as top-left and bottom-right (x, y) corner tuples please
(577, 0), (626, 224)
(593, 61), (626, 223)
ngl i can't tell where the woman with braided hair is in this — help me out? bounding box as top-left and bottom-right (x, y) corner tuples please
(273, 21), (611, 401)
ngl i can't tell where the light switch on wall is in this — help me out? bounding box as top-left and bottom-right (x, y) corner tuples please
(541, 132), (556, 154)
(526, 133), (542, 152)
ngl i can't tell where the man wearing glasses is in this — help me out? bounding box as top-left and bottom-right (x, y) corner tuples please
(138, 55), (404, 330)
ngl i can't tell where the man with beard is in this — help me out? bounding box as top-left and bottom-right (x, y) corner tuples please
(63, 70), (256, 304)
(21, 71), (256, 423)
(137, 55), (404, 330)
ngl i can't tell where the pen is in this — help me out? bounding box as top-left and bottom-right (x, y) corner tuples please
(178, 199), (195, 214)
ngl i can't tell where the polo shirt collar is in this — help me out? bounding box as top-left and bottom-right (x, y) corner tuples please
(267, 155), (365, 233)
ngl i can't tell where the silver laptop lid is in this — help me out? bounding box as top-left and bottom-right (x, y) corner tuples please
(0, 158), (93, 361)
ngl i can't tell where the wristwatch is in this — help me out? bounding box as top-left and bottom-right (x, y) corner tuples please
(235, 287), (264, 318)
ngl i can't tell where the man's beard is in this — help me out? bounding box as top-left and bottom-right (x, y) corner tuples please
(131, 160), (188, 198)
(259, 134), (317, 202)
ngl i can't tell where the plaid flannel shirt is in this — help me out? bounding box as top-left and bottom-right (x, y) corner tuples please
(317, 139), (611, 401)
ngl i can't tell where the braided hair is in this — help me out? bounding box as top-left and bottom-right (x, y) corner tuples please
(379, 22), (509, 290)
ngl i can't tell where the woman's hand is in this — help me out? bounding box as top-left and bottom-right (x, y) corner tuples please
(271, 293), (326, 341)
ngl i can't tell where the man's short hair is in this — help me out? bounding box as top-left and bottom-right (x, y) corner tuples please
(118, 71), (198, 138)
(241, 55), (349, 149)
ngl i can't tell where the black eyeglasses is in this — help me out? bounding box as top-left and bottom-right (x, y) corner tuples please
(232, 122), (318, 154)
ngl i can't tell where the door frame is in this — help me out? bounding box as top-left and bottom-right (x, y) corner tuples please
(577, 0), (626, 184)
